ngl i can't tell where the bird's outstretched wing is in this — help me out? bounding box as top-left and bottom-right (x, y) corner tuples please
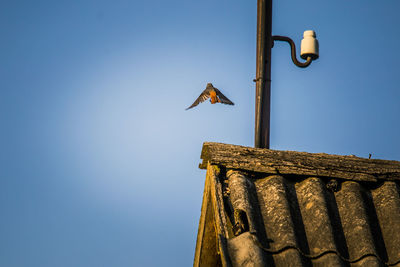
(186, 89), (210, 110)
(215, 88), (234, 105)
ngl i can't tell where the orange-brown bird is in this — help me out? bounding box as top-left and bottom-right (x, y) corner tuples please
(186, 83), (234, 110)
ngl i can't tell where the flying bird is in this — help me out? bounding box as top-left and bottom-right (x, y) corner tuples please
(186, 83), (234, 110)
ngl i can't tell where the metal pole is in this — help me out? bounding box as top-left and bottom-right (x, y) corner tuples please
(255, 0), (272, 149)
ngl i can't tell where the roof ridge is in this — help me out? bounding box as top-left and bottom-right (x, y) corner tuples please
(200, 142), (400, 181)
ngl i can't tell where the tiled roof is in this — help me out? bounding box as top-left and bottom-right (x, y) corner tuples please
(194, 142), (400, 267)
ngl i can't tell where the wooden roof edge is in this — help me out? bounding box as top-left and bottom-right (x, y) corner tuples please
(199, 142), (400, 182)
(194, 163), (232, 267)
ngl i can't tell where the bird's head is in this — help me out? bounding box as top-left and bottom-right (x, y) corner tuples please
(206, 82), (213, 87)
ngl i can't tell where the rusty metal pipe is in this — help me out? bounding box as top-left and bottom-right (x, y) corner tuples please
(255, 0), (272, 149)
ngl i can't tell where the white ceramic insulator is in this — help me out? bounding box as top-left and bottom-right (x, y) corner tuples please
(300, 30), (319, 60)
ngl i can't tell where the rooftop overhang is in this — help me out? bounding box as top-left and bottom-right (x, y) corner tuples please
(194, 142), (400, 267)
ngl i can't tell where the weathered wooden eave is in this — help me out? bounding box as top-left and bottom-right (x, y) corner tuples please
(199, 142), (400, 182)
(194, 163), (231, 267)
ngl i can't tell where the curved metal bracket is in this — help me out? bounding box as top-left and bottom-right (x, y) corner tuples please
(272, 35), (312, 68)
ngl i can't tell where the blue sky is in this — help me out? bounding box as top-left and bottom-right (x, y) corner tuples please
(1, 1), (400, 266)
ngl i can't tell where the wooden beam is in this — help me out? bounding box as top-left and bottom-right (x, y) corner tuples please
(199, 142), (400, 182)
(194, 163), (232, 267)
(193, 163), (218, 267)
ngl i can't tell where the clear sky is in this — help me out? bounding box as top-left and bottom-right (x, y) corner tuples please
(1, 1), (400, 266)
